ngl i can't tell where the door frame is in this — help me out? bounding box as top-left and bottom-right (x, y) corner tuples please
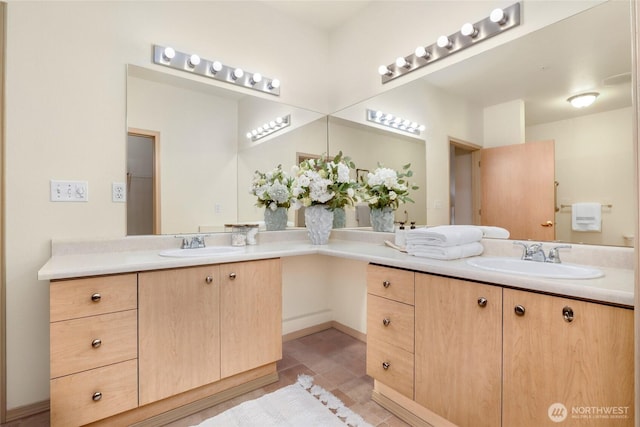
(127, 128), (161, 235)
(449, 137), (482, 225)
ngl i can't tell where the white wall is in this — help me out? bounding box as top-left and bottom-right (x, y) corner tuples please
(527, 107), (634, 246)
(484, 100), (525, 147)
(4, 0), (607, 409)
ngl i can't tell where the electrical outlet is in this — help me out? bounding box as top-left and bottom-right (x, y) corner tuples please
(112, 182), (126, 202)
(50, 180), (89, 202)
(214, 203), (222, 214)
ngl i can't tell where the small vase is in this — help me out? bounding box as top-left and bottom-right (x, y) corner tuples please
(304, 204), (334, 245)
(264, 207), (288, 231)
(332, 207), (346, 229)
(370, 207), (395, 232)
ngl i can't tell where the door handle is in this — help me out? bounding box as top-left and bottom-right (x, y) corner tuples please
(541, 221), (553, 227)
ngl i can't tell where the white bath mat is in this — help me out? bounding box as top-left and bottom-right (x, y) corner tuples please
(191, 374), (373, 427)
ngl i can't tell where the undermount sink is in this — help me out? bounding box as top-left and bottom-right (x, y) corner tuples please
(159, 246), (246, 258)
(466, 257), (604, 279)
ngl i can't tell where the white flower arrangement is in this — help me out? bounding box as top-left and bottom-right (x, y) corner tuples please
(249, 165), (294, 210)
(362, 164), (418, 210)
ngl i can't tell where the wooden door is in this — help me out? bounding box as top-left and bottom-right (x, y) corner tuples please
(220, 259), (282, 378)
(481, 140), (555, 240)
(415, 274), (502, 427)
(138, 265), (220, 405)
(503, 289), (634, 427)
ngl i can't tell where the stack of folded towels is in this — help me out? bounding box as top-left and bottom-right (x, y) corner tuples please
(405, 225), (484, 260)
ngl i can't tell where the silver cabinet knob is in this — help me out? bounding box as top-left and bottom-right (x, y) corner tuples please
(562, 306), (574, 322)
(382, 280), (391, 288)
(514, 305), (526, 316)
(91, 293), (101, 302)
(382, 361), (390, 370)
(91, 339), (102, 348)
(382, 318), (391, 327)
(229, 272), (237, 280)
(477, 297), (487, 307)
(205, 276), (213, 284)
(92, 392), (102, 401)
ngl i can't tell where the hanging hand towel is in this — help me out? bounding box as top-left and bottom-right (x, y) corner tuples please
(405, 225), (483, 247)
(571, 202), (602, 232)
(406, 242), (484, 260)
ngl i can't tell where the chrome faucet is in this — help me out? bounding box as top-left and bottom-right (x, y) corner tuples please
(178, 235), (207, 249)
(546, 244), (571, 264)
(514, 242), (572, 263)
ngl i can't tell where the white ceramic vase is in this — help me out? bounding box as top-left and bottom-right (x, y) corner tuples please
(264, 207), (288, 231)
(370, 207), (395, 232)
(304, 204), (334, 245)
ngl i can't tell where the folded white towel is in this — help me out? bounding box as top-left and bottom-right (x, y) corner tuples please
(477, 226), (510, 239)
(571, 203), (601, 232)
(405, 225), (483, 247)
(407, 242), (484, 260)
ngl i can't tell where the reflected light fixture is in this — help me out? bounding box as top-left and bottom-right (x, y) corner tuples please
(246, 115), (291, 142)
(366, 109), (425, 136)
(153, 45), (281, 96)
(567, 92), (599, 108)
(378, 2), (520, 83)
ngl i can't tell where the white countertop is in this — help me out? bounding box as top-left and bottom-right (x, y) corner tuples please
(38, 233), (634, 308)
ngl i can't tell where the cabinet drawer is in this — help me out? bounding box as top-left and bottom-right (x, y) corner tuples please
(367, 294), (414, 353)
(51, 310), (138, 378)
(51, 273), (137, 322)
(50, 359), (138, 427)
(367, 264), (414, 305)
(367, 337), (414, 399)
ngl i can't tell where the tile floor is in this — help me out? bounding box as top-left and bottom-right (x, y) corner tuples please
(1, 328), (410, 427)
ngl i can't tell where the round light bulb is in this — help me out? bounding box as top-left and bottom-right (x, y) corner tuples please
(375, 111), (383, 119)
(378, 65), (391, 76)
(162, 47), (176, 61)
(251, 130), (258, 136)
(461, 22), (478, 37)
(233, 68), (244, 79)
(211, 61), (223, 73)
(269, 79), (281, 89)
(276, 116), (283, 124)
(269, 121), (276, 128)
(411, 122), (418, 129)
(395, 56), (408, 68)
(490, 8), (506, 24)
(418, 125), (426, 131)
(394, 117), (402, 124)
(257, 126), (264, 133)
(251, 73), (263, 84)
(246, 132), (253, 139)
(414, 46), (429, 59)
(437, 35), (452, 49)
(188, 54), (201, 67)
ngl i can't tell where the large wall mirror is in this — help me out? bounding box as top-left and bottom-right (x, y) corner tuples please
(126, 0), (632, 247)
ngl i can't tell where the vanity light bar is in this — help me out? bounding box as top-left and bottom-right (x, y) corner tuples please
(153, 45), (281, 96)
(378, 2), (520, 83)
(246, 115), (291, 142)
(366, 109), (426, 136)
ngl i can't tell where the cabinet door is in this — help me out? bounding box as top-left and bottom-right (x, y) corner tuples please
(138, 265), (220, 405)
(415, 274), (502, 427)
(220, 258), (282, 378)
(503, 289), (634, 427)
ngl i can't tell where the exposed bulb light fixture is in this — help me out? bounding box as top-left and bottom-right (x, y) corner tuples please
(567, 92), (599, 108)
(461, 22), (479, 38)
(437, 35), (453, 49)
(246, 115), (291, 142)
(366, 109), (425, 136)
(377, 2), (520, 83)
(152, 45), (281, 96)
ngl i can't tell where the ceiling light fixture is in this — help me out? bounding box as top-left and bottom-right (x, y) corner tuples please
(378, 2), (520, 84)
(366, 109), (425, 136)
(246, 115), (291, 142)
(152, 45), (281, 96)
(567, 92), (599, 108)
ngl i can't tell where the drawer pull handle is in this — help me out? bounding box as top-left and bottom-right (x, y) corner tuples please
(477, 297), (487, 307)
(91, 293), (101, 302)
(382, 318), (391, 327)
(229, 272), (237, 280)
(562, 306), (574, 322)
(514, 305), (526, 316)
(382, 361), (390, 370)
(382, 280), (391, 288)
(205, 276), (213, 284)
(91, 339), (102, 348)
(92, 392), (102, 402)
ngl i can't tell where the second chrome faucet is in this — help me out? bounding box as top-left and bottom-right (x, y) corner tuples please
(514, 242), (571, 264)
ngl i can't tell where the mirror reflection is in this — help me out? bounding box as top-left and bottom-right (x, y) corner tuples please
(125, 0), (632, 247)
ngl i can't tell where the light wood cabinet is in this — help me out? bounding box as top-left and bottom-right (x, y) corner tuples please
(415, 274), (502, 427)
(366, 264), (415, 399)
(220, 259), (282, 378)
(503, 289), (634, 427)
(49, 273), (138, 427)
(138, 264), (221, 405)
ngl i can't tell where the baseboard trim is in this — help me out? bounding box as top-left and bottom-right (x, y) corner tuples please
(282, 321), (366, 343)
(5, 399), (49, 422)
(372, 390), (433, 427)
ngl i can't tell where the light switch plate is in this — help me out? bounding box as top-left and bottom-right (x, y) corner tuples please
(50, 180), (89, 202)
(112, 182), (126, 202)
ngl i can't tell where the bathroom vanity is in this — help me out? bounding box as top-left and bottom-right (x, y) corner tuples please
(39, 230), (634, 426)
